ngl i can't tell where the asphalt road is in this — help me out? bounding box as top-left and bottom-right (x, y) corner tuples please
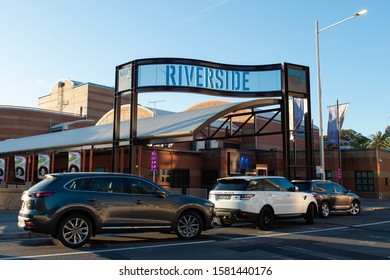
(0, 210), (389, 260)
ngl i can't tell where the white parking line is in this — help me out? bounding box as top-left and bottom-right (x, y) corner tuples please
(231, 226), (350, 241)
(2, 220), (390, 260)
(351, 221), (390, 227)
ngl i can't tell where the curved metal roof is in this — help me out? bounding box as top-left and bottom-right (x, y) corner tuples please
(0, 99), (281, 154)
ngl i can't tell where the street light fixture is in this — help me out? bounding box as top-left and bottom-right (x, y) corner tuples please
(315, 9), (368, 180)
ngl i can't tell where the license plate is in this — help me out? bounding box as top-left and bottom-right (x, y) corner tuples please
(218, 195), (231, 200)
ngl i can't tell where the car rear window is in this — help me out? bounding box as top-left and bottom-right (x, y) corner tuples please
(213, 179), (251, 191)
(27, 175), (57, 191)
(293, 182), (312, 191)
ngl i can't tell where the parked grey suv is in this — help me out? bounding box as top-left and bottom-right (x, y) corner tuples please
(18, 172), (215, 248)
(292, 180), (360, 217)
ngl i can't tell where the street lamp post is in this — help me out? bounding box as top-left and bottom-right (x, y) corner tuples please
(315, 9), (367, 180)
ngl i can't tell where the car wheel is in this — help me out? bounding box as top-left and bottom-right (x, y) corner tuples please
(57, 214), (92, 248)
(256, 206), (274, 230)
(319, 201), (330, 218)
(220, 218), (233, 227)
(175, 211), (203, 240)
(305, 203), (315, 224)
(348, 201), (361, 216)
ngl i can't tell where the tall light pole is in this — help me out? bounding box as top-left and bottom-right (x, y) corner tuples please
(315, 9), (367, 180)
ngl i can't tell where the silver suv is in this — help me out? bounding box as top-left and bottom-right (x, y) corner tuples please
(18, 172), (215, 248)
(208, 176), (317, 229)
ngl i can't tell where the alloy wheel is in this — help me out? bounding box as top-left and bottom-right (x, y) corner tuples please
(176, 212), (202, 239)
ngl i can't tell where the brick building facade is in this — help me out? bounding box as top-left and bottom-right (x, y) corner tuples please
(0, 80), (389, 200)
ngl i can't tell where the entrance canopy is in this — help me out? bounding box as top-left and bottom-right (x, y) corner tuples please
(0, 99), (279, 154)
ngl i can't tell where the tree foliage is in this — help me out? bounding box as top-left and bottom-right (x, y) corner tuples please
(339, 129), (369, 148)
(367, 128), (390, 149)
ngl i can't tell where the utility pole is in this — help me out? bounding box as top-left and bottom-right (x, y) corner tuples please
(148, 100), (165, 117)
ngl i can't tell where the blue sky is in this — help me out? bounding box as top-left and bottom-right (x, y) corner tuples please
(0, 0), (388, 137)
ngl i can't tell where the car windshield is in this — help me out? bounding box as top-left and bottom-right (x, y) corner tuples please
(213, 179), (251, 191)
(293, 182), (312, 191)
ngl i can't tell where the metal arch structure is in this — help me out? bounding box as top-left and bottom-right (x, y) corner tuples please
(135, 99), (281, 144)
(112, 58), (314, 180)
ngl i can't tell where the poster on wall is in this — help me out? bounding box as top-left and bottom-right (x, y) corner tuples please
(68, 152), (81, 172)
(38, 154), (50, 179)
(14, 156), (26, 181)
(0, 158), (5, 181)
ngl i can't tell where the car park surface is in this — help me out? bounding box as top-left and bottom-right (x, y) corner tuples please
(17, 172), (215, 248)
(292, 180), (361, 218)
(209, 176), (318, 229)
(1, 207), (389, 260)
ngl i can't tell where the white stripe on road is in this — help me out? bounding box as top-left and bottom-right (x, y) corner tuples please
(2, 220), (390, 260)
(351, 220), (390, 227)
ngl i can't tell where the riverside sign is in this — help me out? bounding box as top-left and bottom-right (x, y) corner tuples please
(116, 58), (309, 97)
(113, 58), (312, 179)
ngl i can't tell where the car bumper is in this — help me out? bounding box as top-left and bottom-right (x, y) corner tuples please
(17, 213), (52, 234)
(214, 208), (257, 222)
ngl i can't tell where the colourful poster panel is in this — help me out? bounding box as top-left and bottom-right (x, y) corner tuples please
(15, 156), (26, 181)
(0, 158), (5, 181)
(68, 152), (81, 172)
(38, 154), (50, 179)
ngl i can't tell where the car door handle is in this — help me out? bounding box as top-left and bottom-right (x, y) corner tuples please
(87, 197), (96, 202)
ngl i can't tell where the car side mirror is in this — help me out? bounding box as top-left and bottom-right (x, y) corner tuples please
(289, 186), (299, 192)
(155, 190), (167, 198)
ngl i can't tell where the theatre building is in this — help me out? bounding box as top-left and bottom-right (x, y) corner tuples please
(0, 59), (389, 211)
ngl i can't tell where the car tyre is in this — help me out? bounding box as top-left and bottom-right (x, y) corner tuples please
(256, 206), (274, 230)
(319, 201), (330, 218)
(305, 203), (315, 224)
(175, 210), (203, 240)
(348, 201), (361, 216)
(57, 214), (92, 248)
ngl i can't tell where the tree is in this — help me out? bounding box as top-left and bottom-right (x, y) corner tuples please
(339, 129), (370, 148)
(368, 130), (390, 149)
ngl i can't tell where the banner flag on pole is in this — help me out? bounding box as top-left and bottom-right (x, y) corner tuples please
(327, 103), (349, 144)
(289, 97), (305, 140)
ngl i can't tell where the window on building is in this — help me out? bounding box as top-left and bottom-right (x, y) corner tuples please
(355, 171), (374, 192)
(315, 170), (332, 180)
(159, 169), (170, 183)
(201, 170), (219, 188)
(170, 169), (190, 188)
(325, 171), (332, 180)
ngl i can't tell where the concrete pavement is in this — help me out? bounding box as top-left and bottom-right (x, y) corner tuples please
(0, 198), (389, 240)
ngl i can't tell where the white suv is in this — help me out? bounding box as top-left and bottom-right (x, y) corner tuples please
(208, 176), (317, 229)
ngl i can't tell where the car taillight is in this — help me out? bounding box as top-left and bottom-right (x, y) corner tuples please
(25, 221), (36, 227)
(240, 194), (255, 200)
(312, 193), (318, 198)
(29, 192), (55, 198)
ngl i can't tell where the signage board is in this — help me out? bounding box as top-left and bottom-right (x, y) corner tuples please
(137, 63), (281, 95)
(150, 149), (158, 172)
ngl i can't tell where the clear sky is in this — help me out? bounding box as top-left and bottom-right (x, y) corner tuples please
(0, 0), (388, 137)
